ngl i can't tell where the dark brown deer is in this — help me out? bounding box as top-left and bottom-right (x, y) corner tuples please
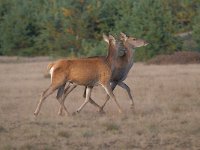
(57, 33), (148, 115)
(99, 32), (148, 111)
(34, 35), (123, 116)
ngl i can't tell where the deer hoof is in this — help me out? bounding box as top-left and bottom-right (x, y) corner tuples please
(130, 104), (135, 110)
(118, 109), (123, 114)
(34, 112), (38, 116)
(58, 111), (64, 116)
(72, 111), (78, 116)
(99, 108), (105, 114)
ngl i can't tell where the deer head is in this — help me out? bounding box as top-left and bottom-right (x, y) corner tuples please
(120, 32), (148, 49)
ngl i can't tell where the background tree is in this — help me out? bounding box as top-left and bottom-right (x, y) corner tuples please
(0, 0), (199, 60)
(193, 8), (200, 51)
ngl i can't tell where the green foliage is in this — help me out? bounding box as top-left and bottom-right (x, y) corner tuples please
(113, 0), (183, 60)
(0, 0), (199, 60)
(193, 9), (200, 51)
(167, 0), (200, 33)
(81, 39), (107, 57)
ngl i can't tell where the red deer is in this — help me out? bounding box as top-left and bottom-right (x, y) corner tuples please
(34, 35), (123, 116)
(57, 33), (148, 115)
(99, 32), (148, 111)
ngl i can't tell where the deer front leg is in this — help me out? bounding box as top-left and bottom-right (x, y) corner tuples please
(118, 82), (134, 109)
(99, 82), (117, 112)
(82, 86), (102, 111)
(76, 87), (92, 113)
(102, 83), (122, 113)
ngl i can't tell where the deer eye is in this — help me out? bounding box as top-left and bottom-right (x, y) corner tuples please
(131, 37), (136, 40)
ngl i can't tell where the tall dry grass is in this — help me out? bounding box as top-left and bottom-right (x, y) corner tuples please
(0, 59), (199, 150)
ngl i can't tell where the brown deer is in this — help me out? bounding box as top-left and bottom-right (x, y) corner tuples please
(34, 35), (123, 116)
(57, 33), (148, 115)
(99, 32), (148, 111)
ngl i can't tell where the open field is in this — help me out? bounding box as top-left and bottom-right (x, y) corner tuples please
(0, 58), (200, 150)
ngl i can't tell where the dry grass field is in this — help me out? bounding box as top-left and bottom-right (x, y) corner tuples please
(0, 57), (200, 150)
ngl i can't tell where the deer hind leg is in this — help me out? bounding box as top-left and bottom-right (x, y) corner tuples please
(76, 87), (92, 113)
(57, 83), (70, 116)
(102, 83), (122, 113)
(58, 83), (77, 116)
(34, 71), (69, 116)
(99, 82), (117, 112)
(82, 86), (101, 111)
(34, 84), (57, 116)
(56, 83), (66, 100)
(118, 82), (134, 108)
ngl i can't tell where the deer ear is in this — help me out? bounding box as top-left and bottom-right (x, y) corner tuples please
(120, 32), (128, 41)
(108, 35), (116, 45)
(103, 34), (109, 44)
(109, 35), (115, 41)
(120, 32), (126, 36)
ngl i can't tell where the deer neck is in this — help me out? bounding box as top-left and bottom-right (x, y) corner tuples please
(124, 43), (134, 62)
(127, 47), (134, 61)
(106, 42), (117, 70)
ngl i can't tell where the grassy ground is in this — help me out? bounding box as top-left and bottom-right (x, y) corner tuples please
(0, 59), (200, 150)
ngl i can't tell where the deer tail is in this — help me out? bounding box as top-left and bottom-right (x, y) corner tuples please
(47, 62), (54, 72)
(44, 62), (55, 78)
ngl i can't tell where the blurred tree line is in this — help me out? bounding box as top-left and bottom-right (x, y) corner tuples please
(0, 0), (199, 60)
